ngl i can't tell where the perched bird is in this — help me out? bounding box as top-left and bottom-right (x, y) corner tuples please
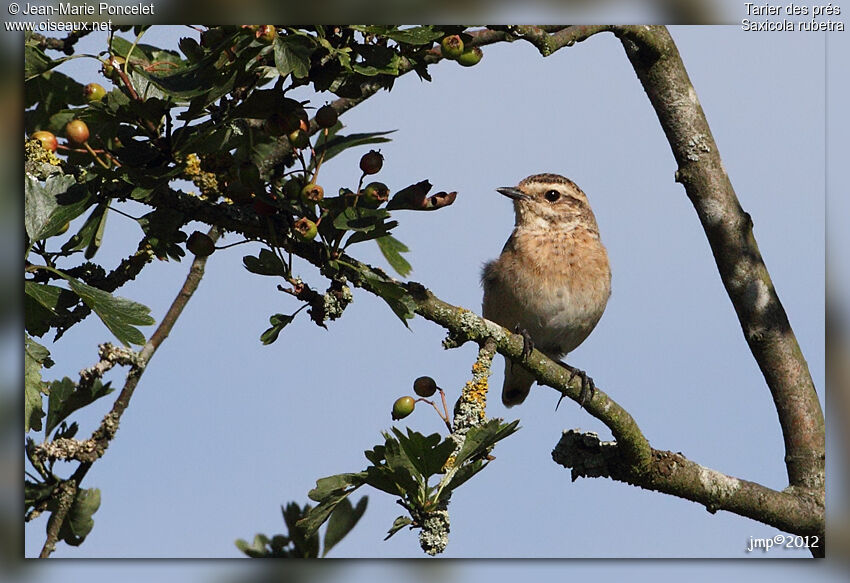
(482, 173), (611, 407)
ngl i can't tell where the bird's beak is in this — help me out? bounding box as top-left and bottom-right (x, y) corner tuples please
(496, 187), (529, 200)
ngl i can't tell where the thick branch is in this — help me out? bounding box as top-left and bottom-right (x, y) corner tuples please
(406, 284), (653, 474)
(611, 25), (824, 492)
(39, 479), (77, 558)
(123, 25), (824, 549)
(552, 430), (825, 554)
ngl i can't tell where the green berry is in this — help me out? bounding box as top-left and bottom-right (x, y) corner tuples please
(255, 25), (277, 43)
(293, 217), (318, 241)
(84, 83), (107, 102)
(392, 396), (416, 420)
(359, 150), (383, 175)
(413, 376), (437, 398)
(361, 181), (389, 208)
(101, 55), (125, 79)
(457, 47), (483, 67)
(186, 231), (215, 256)
(288, 129), (310, 150)
(440, 35), (464, 59)
(300, 183), (324, 203)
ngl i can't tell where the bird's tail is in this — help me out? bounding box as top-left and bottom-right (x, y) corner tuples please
(501, 359), (536, 407)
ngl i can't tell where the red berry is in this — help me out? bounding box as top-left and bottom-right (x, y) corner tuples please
(186, 232), (215, 256)
(31, 131), (58, 152)
(392, 396), (416, 420)
(315, 104), (338, 128)
(413, 376), (437, 398)
(65, 120), (90, 145)
(359, 150), (383, 175)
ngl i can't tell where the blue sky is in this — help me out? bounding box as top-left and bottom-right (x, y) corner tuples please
(20, 19), (843, 577)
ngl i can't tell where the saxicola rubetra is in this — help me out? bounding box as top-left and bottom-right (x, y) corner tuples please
(482, 173), (611, 407)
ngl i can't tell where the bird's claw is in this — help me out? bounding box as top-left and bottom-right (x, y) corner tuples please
(514, 325), (534, 361)
(557, 362), (596, 409)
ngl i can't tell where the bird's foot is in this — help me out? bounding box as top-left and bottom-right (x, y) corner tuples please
(513, 325), (534, 361)
(555, 362), (596, 409)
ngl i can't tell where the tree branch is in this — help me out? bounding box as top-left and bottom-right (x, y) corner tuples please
(39, 479), (77, 558)
(552, 430), (824, 549)
(610, 25), (824, 493)
(37, 227), (219, 557)
(122, 25), (824, 551)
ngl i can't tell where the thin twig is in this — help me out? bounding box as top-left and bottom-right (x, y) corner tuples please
(38, 227), (220, 557)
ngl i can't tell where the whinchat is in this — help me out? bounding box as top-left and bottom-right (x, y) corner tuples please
(482, 173), (611, 407)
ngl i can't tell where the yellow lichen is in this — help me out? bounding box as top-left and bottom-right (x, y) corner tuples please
(25, 138), (62, 168)
(181, 153), (220, 197)
(441, 455), (456, 473)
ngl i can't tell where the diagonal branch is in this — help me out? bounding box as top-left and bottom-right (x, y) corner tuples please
(129, 24), (824, 552)
(552, 430), (824, 540)
(610, 25), (824, 493)
(38, 227), (220, 558)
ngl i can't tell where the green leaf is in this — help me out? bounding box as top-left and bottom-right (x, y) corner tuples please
(24, 281), (77, 337)
(313, 131), (395, 164)
(307, 472), (367, 502)
(384, 515), (413, 540)
(344, 220), (398, 247)
(282, 502), (320, 558)
(444, 458), (487, 491)
(274, 35), (313, 79)
(45, 377), (115, 436)
(322, 496), (367, 557)
(453, 419), (521, 468)
(353, 45), (401, 76)
(364, 444), (386, 466)
(332, 207), (390, 232)
(392, 428), (455, 480)
(46, 273), (154, 347)
(243, 249), (287, 276)
(24, 335), (52, 433)
(386, 180), (431, 211)
(25, 174), (88, 242)
(231, 91), (301, 120)
(26, 480), (57, 510)
(381, 434), (421, 491)
(260, 313), (295, 345)
(296, 487), (359, 544)
(56, 487), (100, 546)
(60, 202), (108, 259)
(381, 26), (445, 45)
(362, 276), (416, 326)
(376, 235), (412, 277)
(24, 43), (57, 79)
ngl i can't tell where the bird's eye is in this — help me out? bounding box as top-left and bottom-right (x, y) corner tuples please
(544, 190), (561, 202)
